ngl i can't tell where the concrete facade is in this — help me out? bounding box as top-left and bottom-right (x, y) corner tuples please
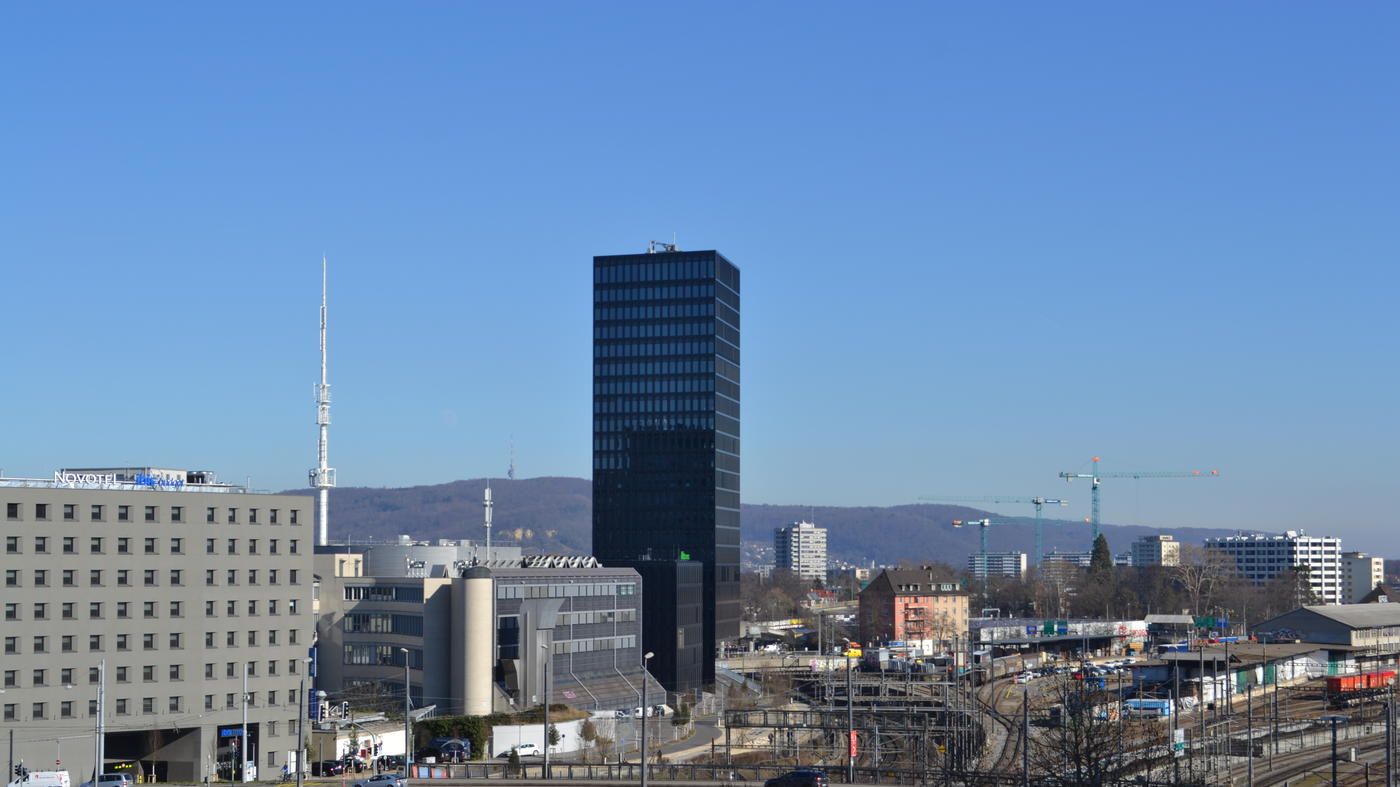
(773, 521), (826, 583)
(0, 474), (312, 783)
(1130, 535), (1180, 567)
(1205, 531), (1343, 604)
(965, 552), (1027, 580)
(1342, 552), (1385, 604)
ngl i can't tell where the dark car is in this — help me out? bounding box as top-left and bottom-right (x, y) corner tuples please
(312, 761), (346, 777)
(376, 755), (406, 771)
(764, 769), (828, 787)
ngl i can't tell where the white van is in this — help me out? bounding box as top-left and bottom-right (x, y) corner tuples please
(9, 771), (72, 787)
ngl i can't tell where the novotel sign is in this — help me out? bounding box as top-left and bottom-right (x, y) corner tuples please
(53, 471), (118, 487)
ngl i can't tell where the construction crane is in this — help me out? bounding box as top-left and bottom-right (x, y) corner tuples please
(919, 495), (1069, 566)
(1058, 456), (1220, 543)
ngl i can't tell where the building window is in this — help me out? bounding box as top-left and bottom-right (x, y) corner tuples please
(171, 506), (183, 523)
(142, 697), (154, 715)
(207, 538), (216, 554)
(170, 537), (183, 554)
(117, 537), (130, 554)
(143, 665), (155, 682)
(144, 506), (157, 523)
(88, 635), (102, 651)
(33, 669), (46, 686)
(205, 601), (216, 617)
(228, 538), (238, 554)
(115, 699), (128, 716)
(34, 536), (48, 553)
(90, 537), (103, 553)
(117, 505), (129, 522)
(270, 509), (279, 525)
(225, 694), (235, 710)
(116, 634), (128, 651)
(249, 509), (258, 524)
(116, 570), (129, 586)
(289, 629), (299, 645)
(144, 602), (157, 619)
(91, 504), (103, 521)
(170, 601), (182, 618)
(63, 504), (76, 521)
(269, 569), (279, 585)
(142, 633), (156, 650)
(226, 600), (238, 617)
(247, 631), (258, 646)
(170, 569), (183, 586)
(61, 636), (74, 653)
(169, 697), (181, 712)
(32, 703), (45, 720)
(205, 695), (214, 711)
(1, 705), (14, 722)
(33, 603), (46, 620)
(3, 638), (16, 655)
(3, 604), (16, 621)
(169, 664), (182, 681)
(226, 632), (236, 647)
(4, 536), (16, 554)
(227, 569), (238, 586)
(144, 570), (157, 587)
(60, 668), (73, 685)
(290, 510), (299, 525)
(249, 570), (258, 585)
(226, 663), (236, 678)
(89, 602), (103, 619)
(290, 539), (299, 554)
(267, 660), (277, 676)
(227, 508), (237, 524)
(2, 671), (13, 688)
(207, 507), (216, 523)
(60, 701), (74, 719)
(249, 539), (258, 555)
(267, 600), (278, 616)
(62, 602), (74, 619)
(116, 666), (129, 683)
(35, 503), (49, 520)
(289, 599), (299, 615)
(169, 633), (182, 649)
(269, 630), (279, 646)
(88, 700), (97, 716)
(205, 632), (216, 648)
(144, 537), (157, 555)
(32, 636), (46, 653)
(90, 569), (102, 586)
(290, 570), (300, 585)
(63, 536), (76, 553)
(117, 602), (129, 618)
(5, 503), (17, 520)
(206, 570), (216, 586)
(62, 569), (75, 587)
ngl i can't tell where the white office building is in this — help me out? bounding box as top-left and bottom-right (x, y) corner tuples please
(1204, 531), (1343, 604)
(1131, 534), (1181, 567)
(774, 521), (827, 582)
(1342, 552), (1385, 604)
(966, 551), (1027, 580)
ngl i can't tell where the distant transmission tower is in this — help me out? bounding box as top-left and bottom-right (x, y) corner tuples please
(507, 439), (516, 481)
(483, 482), (494, 563)
(309, 257), (337, 546)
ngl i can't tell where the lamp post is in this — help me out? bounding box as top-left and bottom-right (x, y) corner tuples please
(640, 651), (654, 787)
(540, 642), (551, 780)
(295, 659), (310, 787)
(399, 649), (412, 777)
(241, 662), (249, 783)
(1322, 714), (1349, 787)
(93, 660), (105, 784)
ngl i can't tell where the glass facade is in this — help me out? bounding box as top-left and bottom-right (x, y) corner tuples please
(592, 249), (740, 686)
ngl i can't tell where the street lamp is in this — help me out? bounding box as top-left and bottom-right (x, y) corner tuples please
(315, 691), (328, 775)
(296, 658), (311, 787)
(1322, 714), (1349, 787)
(640, 652), (654, 787)
(93, 661), (105, 785)
(399, 649), (412, 777)
(540, 642), (552, 780)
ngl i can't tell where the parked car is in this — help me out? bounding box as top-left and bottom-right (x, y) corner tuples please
(764, 769), (828, 787)
(311, 761), (346, 777)
(375, 756), (406, 771)
(80, 774), (132, 787)
(352, 774), (406, 787)
(497, 743), (541, 758)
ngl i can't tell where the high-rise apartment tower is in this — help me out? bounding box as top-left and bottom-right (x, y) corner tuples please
(592, 248), (740, 687)
(775, 521), (828, 582)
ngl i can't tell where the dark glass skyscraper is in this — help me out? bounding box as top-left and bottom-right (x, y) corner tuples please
(592, 248), (740, 688)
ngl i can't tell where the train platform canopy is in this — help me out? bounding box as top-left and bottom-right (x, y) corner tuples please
(1141, 642), (1323, 667)
(1255, 604), (1400, 649)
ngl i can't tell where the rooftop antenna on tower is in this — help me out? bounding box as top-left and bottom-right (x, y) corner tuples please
(483, 481), (494, 564)
(309, 257), (336, 546)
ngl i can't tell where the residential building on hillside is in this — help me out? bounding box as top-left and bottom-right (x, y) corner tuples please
(1205, 531), (1343, 604)
(774, 520), (827, 582)
(1, 469), (312, 783)
(966, 551), (1027, 580)
(592, 247), (742, 689)
(858, 568), (968, 654)
(1342, 552), (1385, 604)
(1131, 535), (1181, 567)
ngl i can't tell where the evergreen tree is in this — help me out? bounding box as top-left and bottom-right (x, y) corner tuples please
(1088, 534), (1114, 575)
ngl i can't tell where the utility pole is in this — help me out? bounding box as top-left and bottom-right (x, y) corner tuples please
(1021, 687), (1029, 787)
(846, 650), (855, 784)
(296, 660), (307, 787)
(400, 649), (412, 776)
(1247, 683), (1254, 787)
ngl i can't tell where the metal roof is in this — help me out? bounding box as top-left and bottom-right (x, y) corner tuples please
(1280, 604), (1400, 630)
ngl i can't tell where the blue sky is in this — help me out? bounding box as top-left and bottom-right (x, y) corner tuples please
(1, 4), (1396, 553)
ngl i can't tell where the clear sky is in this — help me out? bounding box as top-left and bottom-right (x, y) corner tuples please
(2, 4), (1396, 552)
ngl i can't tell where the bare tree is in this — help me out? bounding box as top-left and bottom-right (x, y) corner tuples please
(1174, 545), (1235, 614)
(1027, 678), (1157, 786)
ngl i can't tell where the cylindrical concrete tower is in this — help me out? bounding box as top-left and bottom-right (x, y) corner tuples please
(462, 566), (494, 715)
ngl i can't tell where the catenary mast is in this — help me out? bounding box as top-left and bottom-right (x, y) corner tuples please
(310, 258), (336, 546)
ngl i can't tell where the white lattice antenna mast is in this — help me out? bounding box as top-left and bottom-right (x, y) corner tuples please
(310, 257), (337, 546)
(483, 482), (494, 563)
